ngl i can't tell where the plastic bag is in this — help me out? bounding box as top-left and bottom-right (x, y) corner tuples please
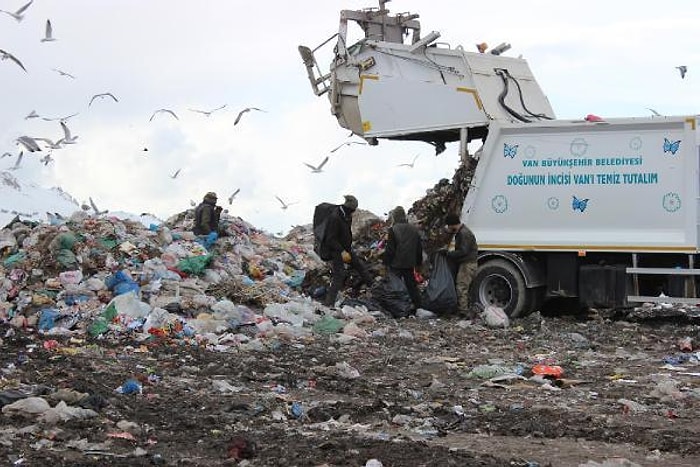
(105, 270), (140, 296)
(372, 271), (414, 318)
(482, 305), (509, 328)
(421, 253), (458, 314)
(176, 254), (212, 275)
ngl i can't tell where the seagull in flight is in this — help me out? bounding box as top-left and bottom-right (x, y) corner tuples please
(60, 121), (78, 144)
(25, 110), (40, 120)
(89, 197), (108, 215)
(34, 137), (63, 150)
(40, 152), (54, 166)
(150, 109), (179, 122)
(52, 68), (76, 79)
(42, 112), (78, 122)
(275, 195), (298, 210)
(16, 136), (42, 152)
(676, 65), (688, 79)
(189, 104), (226, 117)
(170, 168), (181, 179)
(330, 141), (367, 153)
(234, 107), (265, 126)
(41, 19), (56, 42)
(228, 188), (241, 204)
(303, 156), (329, 173)
(89, 92), (118, 107)
(397, 154), (419, 168)
(0, 49), (27, 72)
(8, 152), (24, 170)
(1, 152), (13, 158)
(0, 0), (33, 22)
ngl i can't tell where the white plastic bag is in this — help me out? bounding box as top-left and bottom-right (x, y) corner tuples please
(482, 305), (509, 328)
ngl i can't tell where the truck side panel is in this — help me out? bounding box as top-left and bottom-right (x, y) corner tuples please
(464, 118), (699, 252)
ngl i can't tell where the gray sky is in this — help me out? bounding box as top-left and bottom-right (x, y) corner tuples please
(1, 0), (699, 234)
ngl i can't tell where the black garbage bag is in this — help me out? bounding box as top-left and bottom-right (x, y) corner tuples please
(422, 252), (458, 314)
(372, 271), (414, 318)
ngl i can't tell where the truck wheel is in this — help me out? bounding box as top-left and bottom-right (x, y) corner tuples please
(470, 259), (529, 318)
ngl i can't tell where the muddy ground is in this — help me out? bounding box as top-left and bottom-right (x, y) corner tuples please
(2, 305), (700, 467)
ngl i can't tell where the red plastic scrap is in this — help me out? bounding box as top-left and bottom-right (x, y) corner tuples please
(43, 340), (60, 350)
(531, 364), (564, 378)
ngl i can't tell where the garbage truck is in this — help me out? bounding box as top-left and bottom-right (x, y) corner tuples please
(299, 0), (700, 317)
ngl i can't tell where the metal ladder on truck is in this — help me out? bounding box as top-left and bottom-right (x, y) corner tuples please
(627, 253), (700, 304)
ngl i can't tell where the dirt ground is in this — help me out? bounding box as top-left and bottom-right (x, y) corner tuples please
(2, 305), (700, 467)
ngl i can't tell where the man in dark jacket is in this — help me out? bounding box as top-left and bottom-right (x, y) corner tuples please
(383, 206), (423, 309)
(322, 194), (373, 306)
(444, 213), (478, 314)
(193, 192), (222, 246)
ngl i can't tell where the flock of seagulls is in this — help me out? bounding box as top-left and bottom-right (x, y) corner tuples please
(0, 0), (419, 220)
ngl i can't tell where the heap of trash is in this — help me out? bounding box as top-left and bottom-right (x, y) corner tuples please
(0, 208), (388, 351)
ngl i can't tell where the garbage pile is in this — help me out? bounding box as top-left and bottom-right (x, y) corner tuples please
(0, 208), (387, 351)
(409, 157), (476, 252)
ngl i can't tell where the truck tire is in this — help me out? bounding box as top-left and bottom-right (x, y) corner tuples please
(470, 259), (531, 318)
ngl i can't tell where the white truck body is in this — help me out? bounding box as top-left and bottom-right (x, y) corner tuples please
(464, 117), (700, 253)
(301, 2), (700, 315)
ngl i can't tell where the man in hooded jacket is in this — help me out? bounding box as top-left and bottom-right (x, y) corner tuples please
(383, 206), (423, 309)
(193, 192), (223, 246)
(321, 194), (373, 306)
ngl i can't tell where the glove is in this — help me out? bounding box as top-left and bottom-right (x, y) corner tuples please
(341, 250), (352, 263)
(214, 206), (223, 214)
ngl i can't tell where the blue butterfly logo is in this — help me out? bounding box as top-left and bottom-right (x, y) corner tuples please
(663, 137), (681, 155)
(503, 143), (518, 158)
(572, 195), (589, 212)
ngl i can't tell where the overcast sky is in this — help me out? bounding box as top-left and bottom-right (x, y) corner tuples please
(1, 0), (699, 234)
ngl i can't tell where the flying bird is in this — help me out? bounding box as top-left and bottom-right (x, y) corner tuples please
(397, 154), (420, 168)
(234, 107), (264, 126)
(0, 0), (33, 22)
(189, 104), (226, 117)
(0, 49), (27, 72)
(25, 110), (40, 119)
(329, 141), (367, 153)
(16, 136), (42, 152)
(647, 108), (662, 117)
(275, 195), (298, 210)
(41, 19), (56, 42)
(1, 152), (12, 158)
(89, 197), (108, 215)
(228, 188), (241, 204)
(170, 168), (181, 179)
(303, 156), (329, 173)
(150, 109), (179, 121)
(39, 152), (54, 166)
(676, 65), (688, 79)
(34, 137), (63, 150)
(42, 112), (78, 122)
(60, 121), (78, 144)
(52, 68), (75, 79)
(89, 92), (118, 107)
(9, 152), (24, 170)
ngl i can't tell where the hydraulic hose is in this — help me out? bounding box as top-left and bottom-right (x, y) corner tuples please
(495, 69), (530, 123)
